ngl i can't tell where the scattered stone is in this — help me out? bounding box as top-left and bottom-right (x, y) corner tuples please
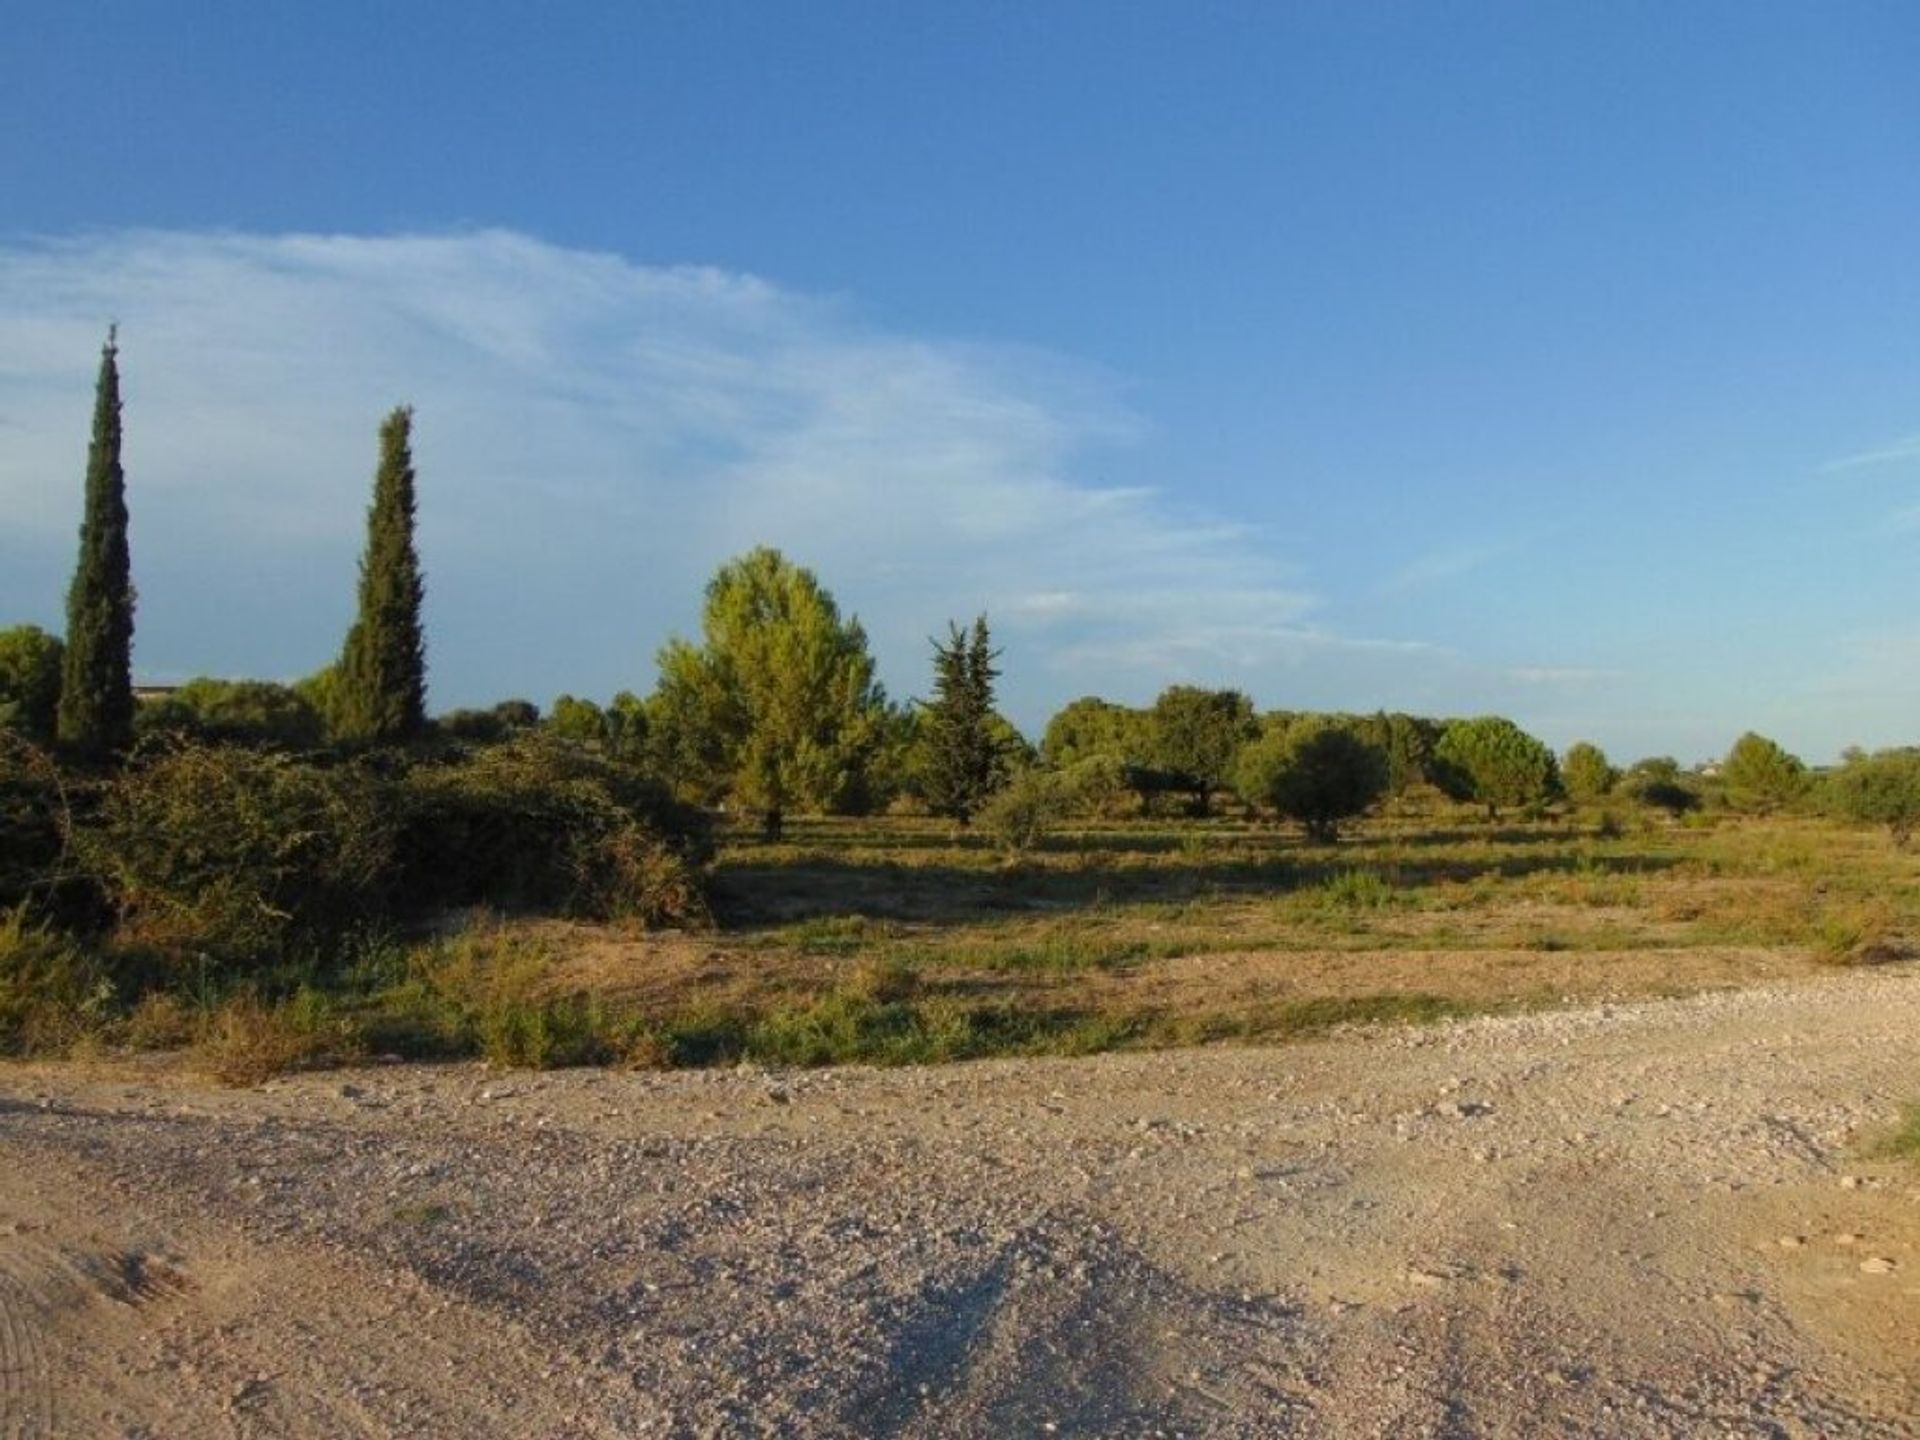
(1859, 1256), (1897, 1275)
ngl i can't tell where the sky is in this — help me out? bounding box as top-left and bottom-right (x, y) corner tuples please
(2, 3), (1917, 763)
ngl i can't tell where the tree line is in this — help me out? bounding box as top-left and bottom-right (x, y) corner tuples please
(7, 333), (1920, 849)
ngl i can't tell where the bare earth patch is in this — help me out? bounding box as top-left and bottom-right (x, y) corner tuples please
(2, 966), (1917, 1436)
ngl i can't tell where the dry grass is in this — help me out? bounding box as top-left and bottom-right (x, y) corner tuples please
(23, 808), (1920, 1078)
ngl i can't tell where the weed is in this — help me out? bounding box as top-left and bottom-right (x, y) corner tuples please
(1870, 1104), (1920, 1163)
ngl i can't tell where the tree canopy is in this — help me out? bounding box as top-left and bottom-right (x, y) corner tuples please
(1234, 715), (1388, 840)
(0, 626), (65, 746)
(1148, 685), (1257, 812)
(1561, 741), (1617, 804)
(1721, 732), (1805, 813)
(651, 547), (885, 837)
(1434, 716), (1560, 815)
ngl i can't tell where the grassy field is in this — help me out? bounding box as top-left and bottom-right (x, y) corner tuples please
(146, 804), (1915, 1081)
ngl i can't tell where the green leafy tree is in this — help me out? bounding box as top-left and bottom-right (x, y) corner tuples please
(1826, 748), (1920, 845)
(333, 407), (427, 746)
(1233, 716), (1388, 841)
(1148, 686), (1258, 814)
(1433, 716), (1561, 817)
(1360, 711), (1441, 797)
(1039, 696), (1152, 768)
(57, 330), (136, 758)
(1721, 732), (1806, 813)
(651, 548), (885, 838)
(549, 694), (609, 744)
(0, 626), (66, 745)
(918, 615), (1005, 826)
(607, 690), (649, 759)
(1562, 741), (1618, 804)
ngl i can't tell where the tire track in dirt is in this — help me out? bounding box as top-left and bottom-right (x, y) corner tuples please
(0, 1263), (53, 1440)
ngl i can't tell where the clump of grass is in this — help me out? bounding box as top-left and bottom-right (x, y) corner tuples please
(194, 989), (359, 1085)
(1317, 869), (1397, 912)
(1870, 1104), (1920, 1163)
(1812, 898), (1902, 965)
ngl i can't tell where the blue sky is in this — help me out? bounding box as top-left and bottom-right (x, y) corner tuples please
(2, 3), (1917, 762)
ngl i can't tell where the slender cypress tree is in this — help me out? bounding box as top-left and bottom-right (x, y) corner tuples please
(57, 327), (136, 758)
(332, 406), (427, 745)
(920, 614), (1003, 826)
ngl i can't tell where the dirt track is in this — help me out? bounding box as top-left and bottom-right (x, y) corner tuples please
(2, 967), (1917, 1438)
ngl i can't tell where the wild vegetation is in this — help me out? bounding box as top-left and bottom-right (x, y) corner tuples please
(3, 336), (1916, 1083)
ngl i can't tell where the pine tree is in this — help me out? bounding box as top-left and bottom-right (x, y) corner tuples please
(920, 614), (1003, 826)
(332, 407), (427, 745)
(57, 327), (136, 759)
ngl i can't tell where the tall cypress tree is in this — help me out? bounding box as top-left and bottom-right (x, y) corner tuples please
(920, 614), (1002, 826)
(333, 406), (427, 745)
(57, 327), (136, 759)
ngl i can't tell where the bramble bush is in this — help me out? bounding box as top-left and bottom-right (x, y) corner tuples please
(83, 740), (394, 969)
(392, 735), (711, 926)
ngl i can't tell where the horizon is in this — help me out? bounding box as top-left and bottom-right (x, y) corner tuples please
(3, 6), (1917, 765)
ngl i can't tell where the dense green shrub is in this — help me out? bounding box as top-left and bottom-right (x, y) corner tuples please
(1234, 716), (1388, 840)
(1561, 742), (1617, 804)
(85, 741), (393, 967)
(0, 736), (76, 913)
(1721, 732), (1806, 813)
(978, 769), (1070, 852)
(1826, 748), (1920, 845)
(393, 736), (710, 924)
(1620, 757), (1700, 817)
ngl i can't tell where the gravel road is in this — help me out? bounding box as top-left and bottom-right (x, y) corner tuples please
(2, 967), (1916, 1438)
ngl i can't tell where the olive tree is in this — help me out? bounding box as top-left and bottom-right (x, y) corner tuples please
(1148, 686), (1257, 814)
(1233, 715), (1388, 841)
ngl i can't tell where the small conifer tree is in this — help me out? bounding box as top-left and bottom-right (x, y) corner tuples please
(920, 615), (1003, 826)
(333, 407), (427, 745)
(57, 328), (136, 759)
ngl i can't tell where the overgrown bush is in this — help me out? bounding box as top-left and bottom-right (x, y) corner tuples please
(1826, 748), (1920, 845)
(0, 735), (77, 914)
(134, 677), (325, 750)
(393, 736), (710, 925)
(978, 769), (1070, 852)
(1055, 754), (1133, 819)
(0, 905), (113, 1054)
(84, 740), (393, 968)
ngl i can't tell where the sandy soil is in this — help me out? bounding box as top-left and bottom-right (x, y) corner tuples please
(2, 967), (1917, 1438)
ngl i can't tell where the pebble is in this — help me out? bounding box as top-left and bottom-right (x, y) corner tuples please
(1859, 1257), (1897, 1275)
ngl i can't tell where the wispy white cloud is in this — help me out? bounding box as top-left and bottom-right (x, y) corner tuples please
(1381, 542), (1507, 595)
(0, 229), (1348, 720)
(1820, 432), (1920, 474)
(1506, 666), (1623, 686)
